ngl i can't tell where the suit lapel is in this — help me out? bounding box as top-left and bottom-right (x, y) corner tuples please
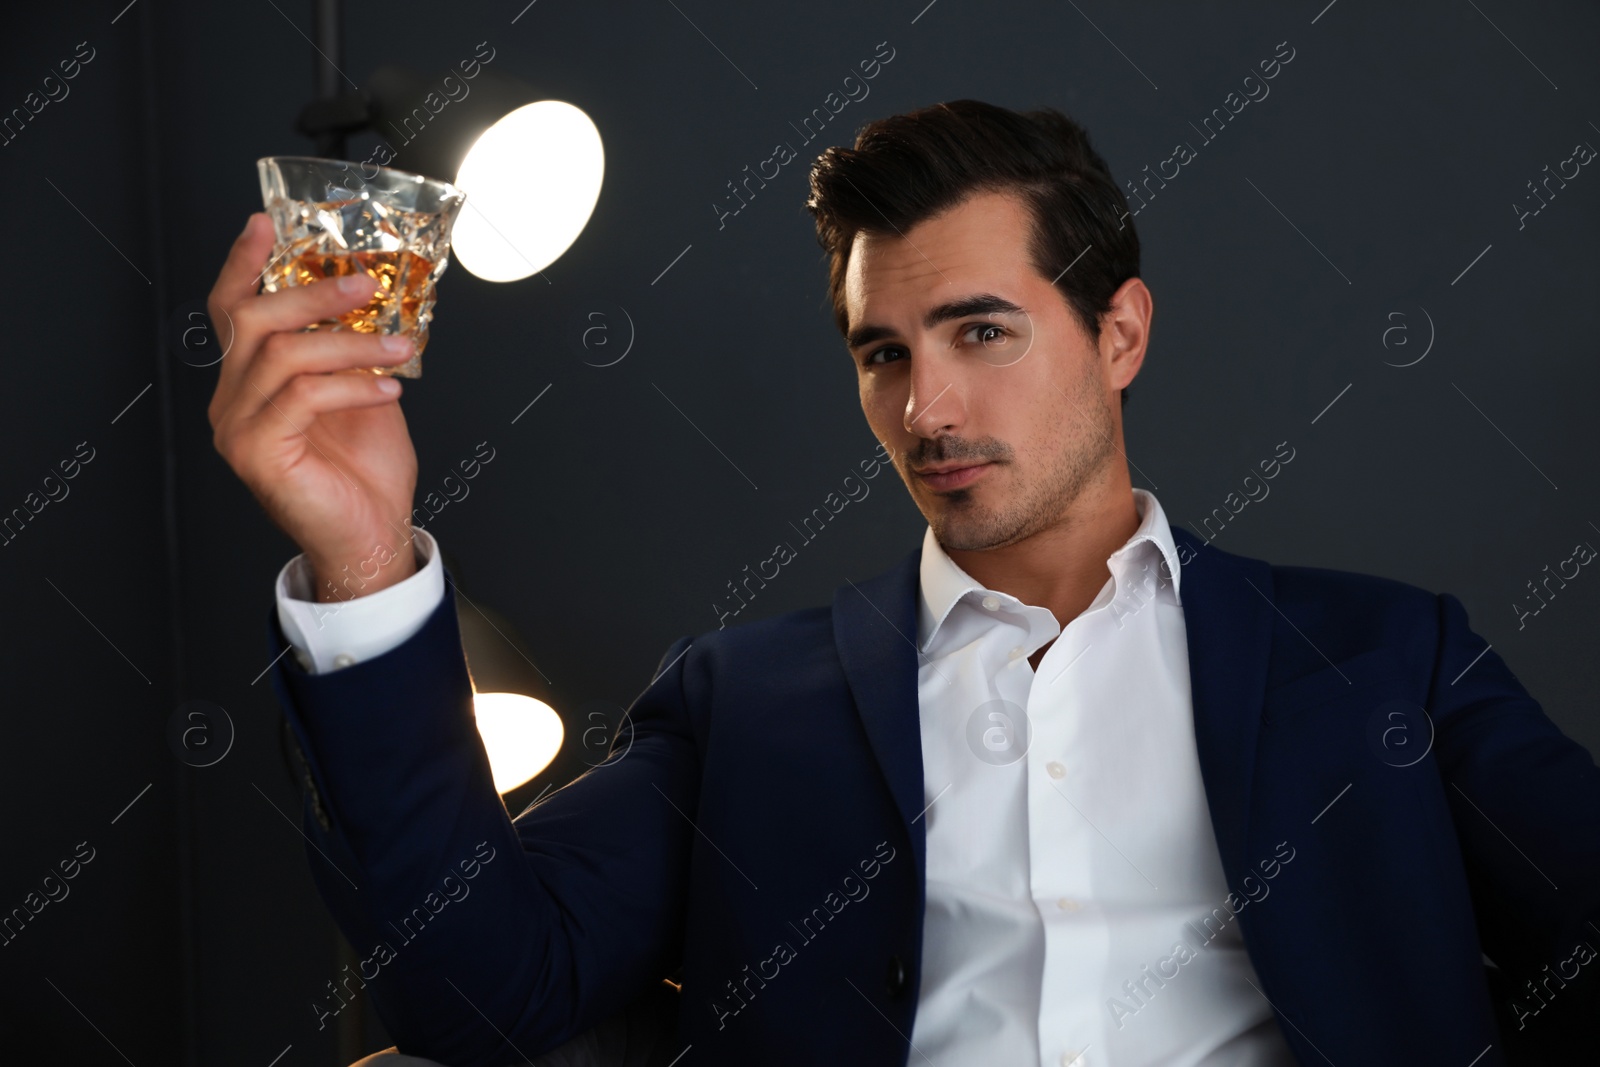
(1169, 525), (1277, 887)
(831, 545), (927, 878)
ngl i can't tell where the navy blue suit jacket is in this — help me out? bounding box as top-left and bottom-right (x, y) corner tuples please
(267, 526), (1600, 1066)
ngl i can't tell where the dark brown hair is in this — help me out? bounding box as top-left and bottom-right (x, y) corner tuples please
(805, 99), (1140, 406)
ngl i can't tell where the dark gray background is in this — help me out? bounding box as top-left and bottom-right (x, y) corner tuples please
(1, 0), (1596, 1062)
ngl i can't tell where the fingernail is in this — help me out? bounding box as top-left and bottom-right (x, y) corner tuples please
(339, 273), (375, 294)
(379, 334), (410, 353)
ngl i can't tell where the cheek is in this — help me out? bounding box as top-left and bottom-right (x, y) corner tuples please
(999, 395), (1071, 467)
(976, 368), (1047, 437)
(859, 378), (904, 431)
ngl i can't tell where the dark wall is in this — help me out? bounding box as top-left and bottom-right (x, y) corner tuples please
(2, 0), (1596, 1062)
(0, 3), (188, 1064)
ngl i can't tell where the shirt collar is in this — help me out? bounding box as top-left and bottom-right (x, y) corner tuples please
(916, 488), (1184, 649)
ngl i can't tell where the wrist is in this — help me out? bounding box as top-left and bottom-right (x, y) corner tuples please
(310, 529), (420, 603)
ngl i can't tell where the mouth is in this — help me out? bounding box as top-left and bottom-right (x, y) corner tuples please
(913, 462), (992, 492)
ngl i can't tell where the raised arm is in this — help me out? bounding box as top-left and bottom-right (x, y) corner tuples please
(209, 213), (699, 1062)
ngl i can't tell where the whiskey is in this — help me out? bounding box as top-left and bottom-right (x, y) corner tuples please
(261, 243), (438, 377)
(257, 184), (461, 379)
(266, 247), (436, 366)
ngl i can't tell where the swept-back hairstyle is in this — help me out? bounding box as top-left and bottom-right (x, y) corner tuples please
(805, 99), (1141, 406)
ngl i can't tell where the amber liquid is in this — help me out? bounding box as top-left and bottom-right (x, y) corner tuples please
(264, 248), (437, 375)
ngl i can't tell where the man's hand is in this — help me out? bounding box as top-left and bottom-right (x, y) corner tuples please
(207, 212), (420, 602)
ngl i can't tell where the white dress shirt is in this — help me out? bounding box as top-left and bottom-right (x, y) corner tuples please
(274, 526), (444, 675)
(910, 488), (1294, 1066)
(274, 490), (1296, 1065)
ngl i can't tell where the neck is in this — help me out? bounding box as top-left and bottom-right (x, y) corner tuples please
(943, 468), (1141, 627)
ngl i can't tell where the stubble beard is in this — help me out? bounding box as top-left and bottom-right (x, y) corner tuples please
(924, 382), (1118, 553)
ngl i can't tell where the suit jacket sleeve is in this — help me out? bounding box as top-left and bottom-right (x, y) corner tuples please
(1429, 592), (1600, 991)
(266, 565), (700, 1066)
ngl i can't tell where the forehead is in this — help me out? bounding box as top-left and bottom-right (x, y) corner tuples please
(843, 189), (1042, 324)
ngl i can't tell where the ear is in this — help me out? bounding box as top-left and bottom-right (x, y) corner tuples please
(1100, 276), (1152, 393)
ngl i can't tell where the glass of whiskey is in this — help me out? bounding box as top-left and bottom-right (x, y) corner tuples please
(256, 156), (467, 379)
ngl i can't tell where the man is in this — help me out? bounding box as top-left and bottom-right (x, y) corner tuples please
(210, 100), (1600, 1066)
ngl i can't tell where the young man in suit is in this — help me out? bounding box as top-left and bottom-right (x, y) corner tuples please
(209, 100), (1600, 1066)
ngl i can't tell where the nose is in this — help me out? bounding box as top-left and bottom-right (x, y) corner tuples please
(903, 351), (964, 439)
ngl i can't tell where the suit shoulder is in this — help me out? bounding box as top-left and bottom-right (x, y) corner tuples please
(1176, 526), (1439, 616)
(683, 602), (836, 671)
(1267, 558), (1438, 619)
(702, 601), (833, 643)
(1178, 529), (1446, 671)
(665, 546), (918, 692)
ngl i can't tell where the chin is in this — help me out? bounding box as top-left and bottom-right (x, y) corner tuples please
(930, 489), (1053, 552)
(929, 507), (1012, 552)
(935, 527), (1010, 553)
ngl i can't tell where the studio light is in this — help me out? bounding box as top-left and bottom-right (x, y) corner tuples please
(445, 566), (568, 799)
(470, 691), (565, 794)
(296, 62), (604, 284)
(450, 100), (604, 282)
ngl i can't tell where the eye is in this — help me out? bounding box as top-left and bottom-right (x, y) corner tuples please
(861, 322), (1010, 366)
(963, 322), (1008, 346)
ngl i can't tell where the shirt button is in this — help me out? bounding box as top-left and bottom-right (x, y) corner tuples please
(1046, 760), (1066, 779)
(332, 652), (356, 669)
(981, 595), (1001, 611)
(1057, 897), (1079, 911)
(1062, 1051), (1085, 1066)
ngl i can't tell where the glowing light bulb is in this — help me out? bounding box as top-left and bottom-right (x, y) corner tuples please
(451, 100), (604, 282)
(471, 691), (564, 794)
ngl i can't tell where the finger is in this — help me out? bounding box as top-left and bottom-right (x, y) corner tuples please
(217, 271), (383, 393)
(238, 269), (381, 337)
(208, 213), (279, 323)
(210, 214), (382, 379)
(234, 330), (413, 423)
(234, 371), (402, 452)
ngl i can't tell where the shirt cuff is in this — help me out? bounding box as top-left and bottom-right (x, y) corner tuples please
(275, 527), (446, 674)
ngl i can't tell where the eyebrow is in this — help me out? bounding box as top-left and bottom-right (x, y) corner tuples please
(846, 293), (1026, 350)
